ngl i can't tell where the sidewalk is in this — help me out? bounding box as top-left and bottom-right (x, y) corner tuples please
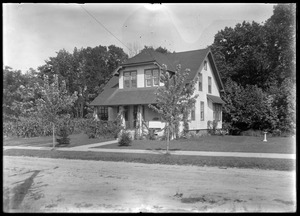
(3, 140), (296, 160)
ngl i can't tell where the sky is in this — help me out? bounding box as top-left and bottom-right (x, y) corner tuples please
(3, 3), (276, 73)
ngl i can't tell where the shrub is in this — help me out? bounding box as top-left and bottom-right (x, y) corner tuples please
(56, 126), (71, 145)
(207, 120), (220, 135)
(118, 130), (132, 146)
(72, 118), (89, 134)
(55, 115), (74, 146)
(147, 129), (157, 140)
(83, 117), (122, 139)
(3, 121), (15, 137)
(240, 129), (262, 137)
(4, 116), (52, 138)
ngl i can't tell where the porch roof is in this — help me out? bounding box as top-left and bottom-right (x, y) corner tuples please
(207, 94), (226, 104)
(89, 77), (158, 106)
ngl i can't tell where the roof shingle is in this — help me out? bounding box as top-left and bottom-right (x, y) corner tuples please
(90, 48), (224, 106)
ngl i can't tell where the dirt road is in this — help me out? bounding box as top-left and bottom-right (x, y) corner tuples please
(3, 156), (296, 213)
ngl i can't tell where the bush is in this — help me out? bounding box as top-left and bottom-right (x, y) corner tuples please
(56, 126), (71, 145)
(3, 121), (15, 137)
(118, 130), (132, 146)
(55, 115), (74, 146)
(72, 118), (89, 134)
(207, 120), (219, 135)
(147, 129), (157, 140)
(240, 129), (262, 137)
(83, 117), (122, 139)
(3, 117), (53, 138)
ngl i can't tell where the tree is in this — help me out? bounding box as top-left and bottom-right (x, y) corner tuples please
(221, 79), (278, 134)
(210, 4), (296, 135)
(3, 66), (42, 121)
(36, 74), (78, 149)
(37, 44), (128, 118)
(139, 45), (172, 54)
(264, 4), (296, 85)
(149, 64), (198, 154)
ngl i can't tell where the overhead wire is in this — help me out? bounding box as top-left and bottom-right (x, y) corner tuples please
(80, 4), (167, 66)
(80, 5), (132, 53)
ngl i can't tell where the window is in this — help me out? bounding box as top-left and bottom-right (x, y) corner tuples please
(208, 76), (212, 94)
(99, 106), (108, 121)
(145, 68), (160, 87)
(204, 61), (207, 70)
(191, 104), (195, 121)
(198, 73), (202, 91)
(123, 71), (137, 88)
(200, 101), (204, 121)
(153, 69), (159, 86)
(213, 104), (222, 121)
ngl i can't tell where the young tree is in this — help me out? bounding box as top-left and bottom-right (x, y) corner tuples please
(149, 64), (198, 154)
(36, 74), (78, 149)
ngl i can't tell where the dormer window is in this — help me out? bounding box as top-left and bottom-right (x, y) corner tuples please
(124, 71), (137, 88)
(204, 61), (207, 71)
(145, 68), (159, 87)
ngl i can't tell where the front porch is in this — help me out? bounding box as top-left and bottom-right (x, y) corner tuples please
(94, 104), (166, 136)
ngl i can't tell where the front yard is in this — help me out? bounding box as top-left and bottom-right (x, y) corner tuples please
(95, 135), (295, 154)
(3, 133), (114, 148)
(3, 134), (295, 171)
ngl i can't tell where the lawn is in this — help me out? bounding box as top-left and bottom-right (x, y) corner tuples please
(3, 148), (295, 171)
(3, 133), (114, 148)
(94, 135), (296, 154)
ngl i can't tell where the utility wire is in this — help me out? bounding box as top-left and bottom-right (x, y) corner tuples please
(80, 5), (132, 53)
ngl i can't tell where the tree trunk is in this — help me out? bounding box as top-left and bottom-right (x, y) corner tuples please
(166, 124), (170, 154)
(52, 122), (55, 150)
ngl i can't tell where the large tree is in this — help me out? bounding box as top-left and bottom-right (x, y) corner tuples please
(210, 3), (296, 135)
(38, 44), (128, 118)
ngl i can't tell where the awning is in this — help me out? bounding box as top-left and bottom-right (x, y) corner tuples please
(207, 94), (225, 104)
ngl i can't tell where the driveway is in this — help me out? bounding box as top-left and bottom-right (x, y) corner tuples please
(3, 156), (296, 212)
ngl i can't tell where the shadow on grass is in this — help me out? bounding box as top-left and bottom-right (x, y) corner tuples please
(118, 144), (132, 147)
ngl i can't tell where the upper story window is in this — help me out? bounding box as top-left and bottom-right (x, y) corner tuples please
(204, 61), (207, 71)
(145, 68), (159, 87)
(198, 73), (202, 91)
(208, 76), (212, 94)
(124, 71), (137, 88)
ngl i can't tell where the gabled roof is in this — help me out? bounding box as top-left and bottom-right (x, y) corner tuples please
(89, 76), (158, 106)
(121, 49), (177, 72)
(90, 48), (224, 106)
(165, 48), (210, 81)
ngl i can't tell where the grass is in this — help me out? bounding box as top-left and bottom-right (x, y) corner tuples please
(3, 148), (295, 171)
(95, 135), (295, 154)
(3, 133), (114, 148)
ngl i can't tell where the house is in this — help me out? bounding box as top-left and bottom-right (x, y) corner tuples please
(89, 47), (225, 137)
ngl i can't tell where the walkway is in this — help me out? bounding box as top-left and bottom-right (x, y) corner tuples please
(3, 139), (296, 160)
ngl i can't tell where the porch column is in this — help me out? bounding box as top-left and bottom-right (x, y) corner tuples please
(93, 106), (99, 121)
(137, 105), (143, 136)
(118, 106), (126, 129)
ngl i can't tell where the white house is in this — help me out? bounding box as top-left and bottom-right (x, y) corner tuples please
(90, 48), (225, 136)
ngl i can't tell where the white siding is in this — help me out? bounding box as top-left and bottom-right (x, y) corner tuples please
(189, 56), (222, 130)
